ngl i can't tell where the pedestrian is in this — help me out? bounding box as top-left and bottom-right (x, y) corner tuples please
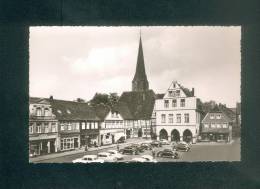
(152, 148), (155, 158)
(117, 143), (120, 152)
(85, 145), (88, 152)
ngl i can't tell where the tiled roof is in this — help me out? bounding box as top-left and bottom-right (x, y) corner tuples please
(179, 85), (194, 97)
(155, 93), (164, 99)
(113, 102), (134, 120)
(118, 90), (155, 120)
(202, 112), (232, 124)
(48, 99), (100, 121)
(93, 103), (110, 121)
(29, 97), (47, 104)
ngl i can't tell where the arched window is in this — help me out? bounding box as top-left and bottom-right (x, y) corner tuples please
(44, 108), (49, 116)
(36, 108), (42, 116)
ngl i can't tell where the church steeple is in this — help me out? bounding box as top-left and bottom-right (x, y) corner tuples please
(132, 32), (149, 91)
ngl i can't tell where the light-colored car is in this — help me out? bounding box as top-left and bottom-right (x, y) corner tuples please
(72, 155), (104, 163)
(131, 155), (157, 163)
(141, 155), (158, 163)
(160, 139), (170, 145)
(107, 150), (124, 160)
(131, 157), (147, 162)
(97, 152), (117, 162)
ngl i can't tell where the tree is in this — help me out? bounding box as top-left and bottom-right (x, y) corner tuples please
(75, 98), (85, 103)
(108, 93), (119, 107)
(89, 92), (119, 108)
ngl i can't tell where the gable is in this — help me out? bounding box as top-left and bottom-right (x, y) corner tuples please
(163, 81), (194, 99)
(104, 110), (124, 121)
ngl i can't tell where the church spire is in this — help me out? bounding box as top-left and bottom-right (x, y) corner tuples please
(132, 31), (149, 91)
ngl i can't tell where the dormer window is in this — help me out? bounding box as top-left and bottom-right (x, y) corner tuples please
(57, 110), (62, 114)
(66, 109), (71, 114)
(168, 91), (173, 97)
(210, 114), (215, 119)
(164, 100), (169, 108)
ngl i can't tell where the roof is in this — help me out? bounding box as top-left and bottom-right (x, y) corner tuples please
(155, 93), (165, 99)
(118, 90), (155, 120)
(132, 36), (148, 82)
(48, 99), (100, 121)
(179, 85), (194, 97)
(29, 97), (50, 104)
(202, 112), (232, 124)
(113, 102), (133, 119)
(93, 103), (111, 121)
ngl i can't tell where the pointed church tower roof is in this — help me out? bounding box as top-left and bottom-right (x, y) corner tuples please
(132, 34), (149, 91)
(133, 36), (148, 81)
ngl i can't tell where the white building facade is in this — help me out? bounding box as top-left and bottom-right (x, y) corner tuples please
(154, 81), (201, 143)
(100, 110), (126, 145)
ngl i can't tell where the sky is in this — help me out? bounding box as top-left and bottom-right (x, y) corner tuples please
(29, 26), (241, 107)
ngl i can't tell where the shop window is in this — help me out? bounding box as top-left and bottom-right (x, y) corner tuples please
(177, 114), (181, 123)
(164, 100), (169, 108)
(180, 99), (185, 107)
(168, 114), (173, 123)
(184, 113), (189, 123)
(172, 99), (177, 107)
(161, 114), (166, 123)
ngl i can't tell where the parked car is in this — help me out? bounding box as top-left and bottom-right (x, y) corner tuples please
(119, 146), (139, 155)
(131, 157), (147, 162)
(117, 136), (126, 143)
(97, 152), (117, 162)
(157, 149), (179, 159)
(151, 140), (162, 147)
(141, 155), (158, 163)
(129, 144), (145, 153)
(107, 150), (124, 160)
(160, 139), (170, 145)
(140, 143), (152, 150)
(72, 155), (104, 163)
(172, 141), (190, 152)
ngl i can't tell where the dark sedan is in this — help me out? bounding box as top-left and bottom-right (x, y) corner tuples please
(119, 146), (139, 155)
(150, 141), (162, 147)
(157, 149), (179, 159)
(172, 142), (190, 152)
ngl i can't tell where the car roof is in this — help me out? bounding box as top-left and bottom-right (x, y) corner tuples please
(83, 155), (97, 158)
(108, 150), (117, 153)
(132, 158), (146, 162)
(141, 155), (153, 159)
(98, 152), (110, 155)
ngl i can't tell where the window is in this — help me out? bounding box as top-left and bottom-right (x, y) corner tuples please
(216, 114), (221, 119)
(51, 123), (56, 132)
(36, 123), (41, 133)
(180, 99), (185, 107)
(89, 122), (92, 129)
(76, 122), (79, 130)
(86, 122), (90, 129)
(211, 124), (216, 128)
(44, 108), (49, 116)
(44, 123), (49, 133)
(176, 90), (180, 96)
(29, 126), (33, 134)
(95, 122), (98, 129)
(184, 113), (189, 123)
(210, 114), (215, 119)
(204, 124), (209, 128)
(82, 122), (86, 130)
(223, 124), (228, 128)
(161, 114), (166, 123)
(177, 114), (181, 123)
(61, 137), (76, 150)
(164, 100), (169, 108)
(60, 123), (65, 131)
(68, 123), (72, 130)
(36, 108), (41, 116)
(216, 124), (221, 128)
(169, 91), (173, 97)
(168, 114), (173, 123)
(172, 99), (177, 107)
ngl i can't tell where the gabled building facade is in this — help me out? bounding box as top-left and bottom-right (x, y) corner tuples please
(29, 98), (59, 156)
(154, 81), (201, 143)
(201, 108), (232, 142)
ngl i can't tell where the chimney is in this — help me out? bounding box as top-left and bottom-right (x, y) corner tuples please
(49, 95), (53, 100)
(192, 88), (195, 96)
